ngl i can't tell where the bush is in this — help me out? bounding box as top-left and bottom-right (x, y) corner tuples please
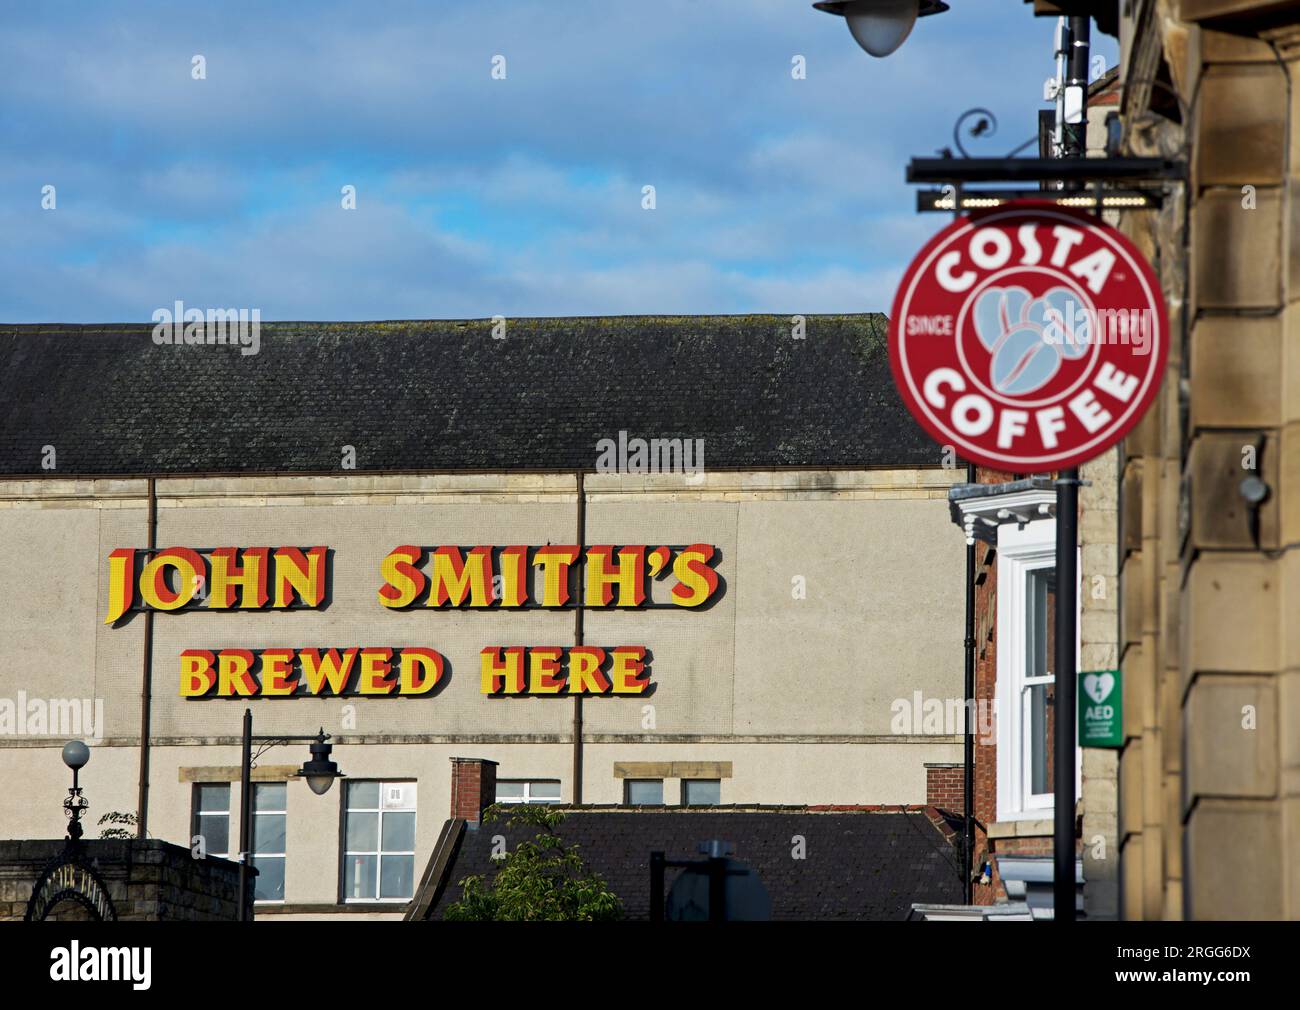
(445, 804), (622, 921)
(97, 811), (138, 839)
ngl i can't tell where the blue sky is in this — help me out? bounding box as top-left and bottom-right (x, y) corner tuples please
(0, 1), (1116, 321)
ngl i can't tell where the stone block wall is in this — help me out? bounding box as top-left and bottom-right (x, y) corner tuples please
(0, 838), (249, 921)
(1117, 0), (1300, 919)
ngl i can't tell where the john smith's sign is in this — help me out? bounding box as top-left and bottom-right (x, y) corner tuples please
(102, 543), (722, 699)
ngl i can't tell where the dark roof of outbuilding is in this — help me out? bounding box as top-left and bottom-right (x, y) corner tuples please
(420, 806), (963, 921)
(0, 316), (936, 476)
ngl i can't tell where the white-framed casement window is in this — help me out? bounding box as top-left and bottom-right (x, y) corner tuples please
(342, 781), (416, 902)
(251, 782), (287, 903)
(995, 521), (1080, 821)
(495, 780), (562, 805)
(191, 783), (230, 859)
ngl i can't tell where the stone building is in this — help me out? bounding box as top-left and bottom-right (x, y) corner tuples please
(1033, 0), (1300, 919)
(0, 315), (969, 919)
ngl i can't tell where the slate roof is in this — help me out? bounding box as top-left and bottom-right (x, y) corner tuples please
(0, 316), (936, 476)
(421, 807), (964, 921)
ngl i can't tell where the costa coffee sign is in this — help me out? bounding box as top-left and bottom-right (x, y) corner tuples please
(890, 202), (1167, 470)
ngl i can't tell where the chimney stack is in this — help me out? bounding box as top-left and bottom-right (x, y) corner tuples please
(450, 757), (498, 824)
(925, 762), (964, 813)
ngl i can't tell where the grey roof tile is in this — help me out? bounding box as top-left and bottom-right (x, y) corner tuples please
(428, 809), (963, 921)
(0, 315), (934, 475)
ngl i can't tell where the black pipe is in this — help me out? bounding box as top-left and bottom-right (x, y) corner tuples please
(1052, 13), (1089, 925)
(1064, 16), (1091, 162)
(237, 707), (252, 922)
(962, 462), (976, 904)
(1054, 469), (1080, 922)
(135, 476), (156, 839)
(572, 471), (585, 805)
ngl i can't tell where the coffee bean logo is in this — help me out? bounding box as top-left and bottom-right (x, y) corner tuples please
(972, 285), (1092, 395)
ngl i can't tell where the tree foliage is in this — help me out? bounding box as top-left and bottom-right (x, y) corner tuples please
(97, 810), (139, 839)
(445, 804), (622, 921)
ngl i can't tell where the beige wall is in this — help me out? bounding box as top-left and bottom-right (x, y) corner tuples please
(0, 470), (965, 745)
(0, 469), (964, 908)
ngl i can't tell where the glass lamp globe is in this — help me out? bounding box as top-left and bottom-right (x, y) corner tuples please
(62, 740), (90, 771)
(847, 0), (918, 57)
(296, 733), (342, 796)
(813, 1), (949, 59)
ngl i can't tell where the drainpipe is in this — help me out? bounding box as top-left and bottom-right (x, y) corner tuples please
(136, 477), (157, 838)
(572, 471), (586, 804)
(962, 463), (976, 904)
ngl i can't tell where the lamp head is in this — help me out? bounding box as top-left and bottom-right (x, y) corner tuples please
(62, 740), (90, 772)
(296, 731), (343, 796)
(813, 0), (949, 58)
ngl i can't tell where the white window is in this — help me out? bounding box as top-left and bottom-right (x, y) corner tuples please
(495, 780), (562, 805)
(995, 521), (1080, 821)
(191, 783), (230, 858)
(342, 781), (416, 902)
(251, 782), (286, 903)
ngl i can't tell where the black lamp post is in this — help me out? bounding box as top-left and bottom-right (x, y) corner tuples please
(812, 0), (949, 58)
(235, 709), (344, 921)
(1051, 14), (1091, 927)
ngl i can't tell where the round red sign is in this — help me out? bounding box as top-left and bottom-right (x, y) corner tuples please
(889, 201), (1167, 471)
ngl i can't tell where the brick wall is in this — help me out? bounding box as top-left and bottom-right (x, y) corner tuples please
(925, 764), (964, 813)
(969, 465), (1006, 904)
(450, 757), (498, 823)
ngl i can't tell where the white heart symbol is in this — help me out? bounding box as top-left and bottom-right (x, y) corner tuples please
(1084, 673), (1114, 705)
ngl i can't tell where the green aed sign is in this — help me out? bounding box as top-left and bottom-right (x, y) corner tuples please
(1078, 669), (1123, 748)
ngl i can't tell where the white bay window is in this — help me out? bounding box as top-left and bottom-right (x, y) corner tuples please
(995, 513), (1080, 822)
(952, 478), (1081, 826)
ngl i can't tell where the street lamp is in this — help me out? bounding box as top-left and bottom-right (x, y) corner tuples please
(61, 740), (91, 842)
(812, 0), (949, 58)
(235, 709), (344, 920)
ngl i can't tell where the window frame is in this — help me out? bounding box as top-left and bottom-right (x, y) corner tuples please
(681, 778), (722, 807)
(250, 781), (288, 905)
(190, 782), (231, 859)
(495, 779), (563, 805)
(623, 778), (665, 806)
(995, 520), (1081, 822)
(340, 780), (417, 904)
